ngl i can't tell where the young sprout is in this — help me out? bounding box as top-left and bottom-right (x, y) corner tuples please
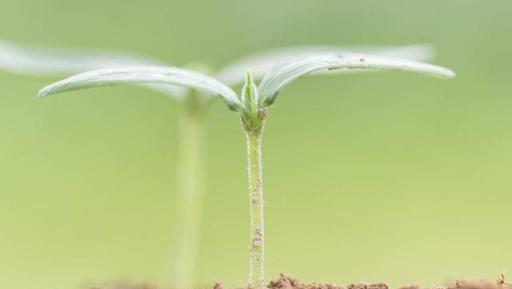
(37, 48), (454, 288)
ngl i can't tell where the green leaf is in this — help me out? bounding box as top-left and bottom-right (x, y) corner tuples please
(38, 66), (242, 111)
(215, 45), (434, 87)
(258, 53), (455, 106)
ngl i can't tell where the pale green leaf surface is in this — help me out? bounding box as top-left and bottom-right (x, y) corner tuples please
(38, 66), (241, 110)
(215, 45), (434, 87)
(258, 53), (455, 106)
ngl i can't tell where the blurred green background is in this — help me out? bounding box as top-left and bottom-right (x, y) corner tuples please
(1, 0), (511, 289)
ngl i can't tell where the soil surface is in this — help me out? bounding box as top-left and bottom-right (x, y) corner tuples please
(92, 273), (511, 289)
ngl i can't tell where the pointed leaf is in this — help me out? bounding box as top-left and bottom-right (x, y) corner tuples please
(38, 66), (241, 111)
(258, 53), (455, 106)
(215, 45), (434, 87)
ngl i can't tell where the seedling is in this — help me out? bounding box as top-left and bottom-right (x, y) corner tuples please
(37, 48), (454, 288)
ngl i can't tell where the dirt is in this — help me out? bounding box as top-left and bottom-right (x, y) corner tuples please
(92, 273), (512, 289)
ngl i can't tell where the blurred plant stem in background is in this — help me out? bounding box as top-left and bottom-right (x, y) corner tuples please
(0, 39), (217, 288)
(172, 92), (211, 289)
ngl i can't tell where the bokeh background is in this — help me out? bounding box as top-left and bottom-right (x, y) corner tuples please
(1, 0), (511, 289)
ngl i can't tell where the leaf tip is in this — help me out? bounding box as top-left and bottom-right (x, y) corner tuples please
(245, 69), (254, 84)
(435, 66), (456, 79)
(445, 68), (456, 78)
(37, 86), (50, 98)
(241, 69), (259, 111)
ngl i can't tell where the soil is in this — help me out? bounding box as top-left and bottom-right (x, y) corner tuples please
(92, 273), (511, 289)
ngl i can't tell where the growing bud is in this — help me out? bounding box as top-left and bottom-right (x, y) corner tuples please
(241, 69), (259, 113)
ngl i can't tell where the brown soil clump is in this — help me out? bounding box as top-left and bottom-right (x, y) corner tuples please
(267, 274), (306, 289)
(261, 274), (511, 289)
(348, 283), (388, 289)
(397, 274), (512, 289)
(91, 273), (512, 289)
(263, 274), (391, 289)
(447, 275), (512, 289)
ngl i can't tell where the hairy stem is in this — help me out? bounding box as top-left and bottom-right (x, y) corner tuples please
(171, 96), (209, 289)
(244, 123), (265, 289)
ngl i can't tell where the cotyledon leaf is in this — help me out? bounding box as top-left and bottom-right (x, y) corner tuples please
(0, 39), (187, 98)
(257, 53), (456, 106)
(38, 66), (241, 111)
(215, 44), (434, 87)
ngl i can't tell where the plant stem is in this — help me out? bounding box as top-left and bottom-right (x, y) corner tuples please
(172, 95), (209, 289)
(244, 122), (265, 289)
